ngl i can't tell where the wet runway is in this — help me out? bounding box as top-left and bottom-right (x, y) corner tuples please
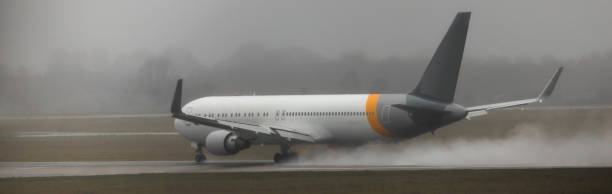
(13, 131), (178, 138)
(0, 161), (499, 178)
(1, 161), (588, 178)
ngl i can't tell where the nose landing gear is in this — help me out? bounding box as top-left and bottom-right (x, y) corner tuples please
(195, 143), (206, 164)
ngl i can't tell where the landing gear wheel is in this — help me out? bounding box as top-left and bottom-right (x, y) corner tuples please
(273, 152), (298, 163)
(195, 154), (206, 163)
(273, 153), (282, 163)
(274, 143), (298, 163)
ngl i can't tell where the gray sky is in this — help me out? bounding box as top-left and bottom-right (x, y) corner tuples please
(1, 0), (612, 69)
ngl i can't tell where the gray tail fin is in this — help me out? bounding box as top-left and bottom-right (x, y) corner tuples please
(411, 12), (470, 103)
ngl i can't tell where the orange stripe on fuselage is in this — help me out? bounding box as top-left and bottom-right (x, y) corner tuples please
(366, 94), (397, 138)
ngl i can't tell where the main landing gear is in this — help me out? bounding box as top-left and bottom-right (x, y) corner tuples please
(194, 143), (206, 164)
(273, 143), (298, 163)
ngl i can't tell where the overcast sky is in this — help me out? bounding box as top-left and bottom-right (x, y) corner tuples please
(1, 0), (611, 69)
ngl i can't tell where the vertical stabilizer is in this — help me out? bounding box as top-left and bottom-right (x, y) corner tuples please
(411, 12), (470, 103)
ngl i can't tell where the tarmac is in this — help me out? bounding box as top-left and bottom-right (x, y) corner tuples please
(0, 161), (428, 178)
(1, 161), (596, 178)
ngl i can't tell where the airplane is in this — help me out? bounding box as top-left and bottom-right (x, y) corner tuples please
(171, 12), (563, 163)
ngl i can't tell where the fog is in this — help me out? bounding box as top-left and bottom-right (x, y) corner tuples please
(297, 124), (612, 166)
(1, 0), (612, 116)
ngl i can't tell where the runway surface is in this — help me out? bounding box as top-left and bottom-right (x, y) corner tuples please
(0, 161), (443, 178)
(13, 132), (178, 138)
(1, 161), (592, 178)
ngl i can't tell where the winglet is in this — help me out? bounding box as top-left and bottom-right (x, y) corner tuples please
(171, 79), (183, 116)
(537, 67), (564, 102)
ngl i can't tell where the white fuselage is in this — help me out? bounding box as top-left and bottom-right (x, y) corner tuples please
(174, 94), (401, 145)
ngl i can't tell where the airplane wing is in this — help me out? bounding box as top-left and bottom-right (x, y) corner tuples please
(170, 80), (315, 144)
(465, 67), (563, 119)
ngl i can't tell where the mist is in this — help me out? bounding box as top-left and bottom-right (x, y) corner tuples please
(1, 44), (611, 116)
(297, 123), (612, 166)
(1, 0), (612, 116)
(0, 1), (611, 170)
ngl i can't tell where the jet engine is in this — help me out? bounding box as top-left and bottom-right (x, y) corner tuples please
(205, 130), (250, 155)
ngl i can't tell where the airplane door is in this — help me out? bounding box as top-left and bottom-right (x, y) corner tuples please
(382, 105), (391, 123)
(281, 110), (286, 120)
(275, 110), (287, 121)
(275, 110), (280, 121)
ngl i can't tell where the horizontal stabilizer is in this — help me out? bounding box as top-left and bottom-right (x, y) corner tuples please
(466, 67), (564, 116)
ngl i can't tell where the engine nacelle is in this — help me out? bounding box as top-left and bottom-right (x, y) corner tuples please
(205, 130), (251, 155)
